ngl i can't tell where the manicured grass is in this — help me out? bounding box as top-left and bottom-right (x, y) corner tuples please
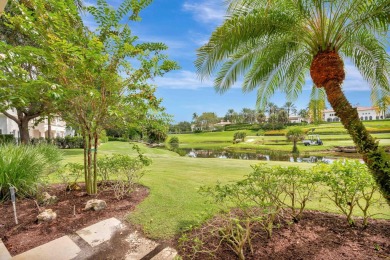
(170, 121), (390, 152)
(61, 142), (390, 240)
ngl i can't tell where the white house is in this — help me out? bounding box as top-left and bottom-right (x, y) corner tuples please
(288, 116), (308, 123)
(0, 108), (72, 140)
(323, 107), (383, 122)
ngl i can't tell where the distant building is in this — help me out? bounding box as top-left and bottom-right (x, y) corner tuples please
(323, 107), (382, 122)
(288, 116), (307, 123)
(0, 108), (72, 140)
(214, 120), (232, 127)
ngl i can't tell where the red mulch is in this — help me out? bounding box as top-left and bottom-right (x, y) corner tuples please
(177, 210), (390, 260)
(0, 184), (149, 256)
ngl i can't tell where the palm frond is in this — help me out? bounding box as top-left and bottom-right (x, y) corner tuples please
(341, 27), (390, 101)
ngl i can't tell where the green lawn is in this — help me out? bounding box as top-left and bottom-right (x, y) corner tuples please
(170, 120), (390, 152)
(61, 141), (390, 240)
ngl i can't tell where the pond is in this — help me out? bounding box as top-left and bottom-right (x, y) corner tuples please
(181, 148), (360, 164)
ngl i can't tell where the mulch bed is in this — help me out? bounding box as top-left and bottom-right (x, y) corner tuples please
(0, 184), (149, 256)
(177, 210), (390, 260)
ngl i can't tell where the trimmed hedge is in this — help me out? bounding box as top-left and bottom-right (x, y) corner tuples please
(0, 134), (15, 144)
(30, 136), (84, 149)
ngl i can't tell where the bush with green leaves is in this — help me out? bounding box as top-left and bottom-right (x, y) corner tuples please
(96, 145), (151, 199)
(313, 160), (381, 226)
(0, 134), (15, 144)
(0, 144), (62, 199)
(180, 163), (320, 259)
(272, 165), (318, 222)
(168, 136), (179, 149)
(233, 131), (247, 143)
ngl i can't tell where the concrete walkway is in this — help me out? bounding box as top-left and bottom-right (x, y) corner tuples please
(0, 218), (177, 260)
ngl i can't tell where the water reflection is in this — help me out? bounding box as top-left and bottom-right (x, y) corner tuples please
(182, 148), (338, 164)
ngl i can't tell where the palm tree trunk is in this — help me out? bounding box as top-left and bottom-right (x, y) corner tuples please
(324, 81), (390, 204)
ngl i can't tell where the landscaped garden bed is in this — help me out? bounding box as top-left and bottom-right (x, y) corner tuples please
(0, 183), (149, 255)
(178, 210), (390, 259)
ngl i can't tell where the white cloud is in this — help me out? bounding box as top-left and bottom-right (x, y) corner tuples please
(152, 70), (212, 89)
(183, 0), (226, 24)
(343, 62), (370, 91)
(152, 70), (243, 90)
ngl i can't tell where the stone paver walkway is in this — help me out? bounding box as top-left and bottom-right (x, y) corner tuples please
(0, 218), (177, 260)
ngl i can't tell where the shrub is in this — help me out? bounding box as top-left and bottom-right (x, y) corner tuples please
(272, 166), (318, 221)
(0, 134), (15, 144)
(0, 144), (62, 199)
(97, 145), (151, 199)
(233, 132), (247, 142)
(168, 136), (179, 149)
(30, 136), (84, 149)
(313, 160), (381, 226)
(99, 130), (108, 143)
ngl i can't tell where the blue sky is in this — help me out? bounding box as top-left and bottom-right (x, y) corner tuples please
(85, 0), (377, 123)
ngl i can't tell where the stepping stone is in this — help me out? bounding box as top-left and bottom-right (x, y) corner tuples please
(125, 232), (159, 260)
(0, 239), (11, 260)
(151, 247), (178, 260)
(76, 217), (123, 247)
(12, 236), (80, 260)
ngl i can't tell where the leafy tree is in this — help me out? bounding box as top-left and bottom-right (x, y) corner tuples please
(0, 1), (63, 144)
(7, 0), (178, 194)
(286, 127), (305, 153)
(175, 121), (192, 133)
(277, 109), (289, 125)
(196, 112), (219, 130)
(196, 0), (390, 203)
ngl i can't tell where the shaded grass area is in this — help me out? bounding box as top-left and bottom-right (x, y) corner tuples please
(61, 142), (390, 240)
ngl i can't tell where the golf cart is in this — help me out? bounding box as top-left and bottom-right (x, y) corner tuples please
(303, 134), (323, 146)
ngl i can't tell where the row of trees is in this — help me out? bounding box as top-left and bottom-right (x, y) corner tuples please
(169, 102), (319, 133)
(0, 0), (178, 194)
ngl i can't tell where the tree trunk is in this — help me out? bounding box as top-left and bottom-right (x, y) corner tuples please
(310, 50), (390, 204)
(93, 132), (98, 194)
(19, 119), (30, 144)
(47, 116), (51, 140)
(324, 81), (390, 204)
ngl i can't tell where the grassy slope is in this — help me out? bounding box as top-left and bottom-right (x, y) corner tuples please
(62, 141), (390, 240)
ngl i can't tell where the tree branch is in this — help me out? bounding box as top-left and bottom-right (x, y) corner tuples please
(1, 110), (21, 125)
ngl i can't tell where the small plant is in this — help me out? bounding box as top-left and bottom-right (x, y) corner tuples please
(285, 127), (305, 154)
(97, 145), (151, 199)
(56, 163), (84, 191)
(313, 160), (379, 226)
(233, 131), (247, 143)
(273, 166), (318, 222)
(168, 136), (179, 149)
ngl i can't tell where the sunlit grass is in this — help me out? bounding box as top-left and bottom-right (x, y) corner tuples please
(60, 141), (390, 240)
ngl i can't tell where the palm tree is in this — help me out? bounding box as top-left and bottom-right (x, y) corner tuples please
(196, 0), (390, 203)
(265, 102), (278, 117)
(283, 101), (297, 119)
(286, 127), (305, 154)
(298, 109), (309, 123)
